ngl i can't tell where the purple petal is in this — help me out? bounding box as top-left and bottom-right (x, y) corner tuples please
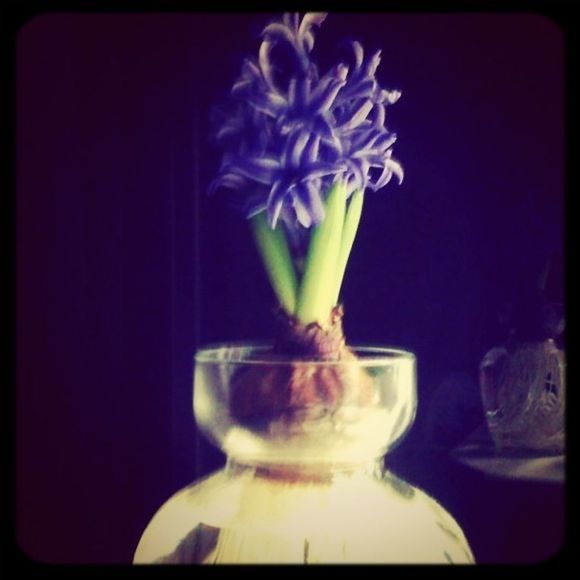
(372, 102), (385, 128)
(351, 132), (397, 158)
(362, 153), (388, 167)
(371, 157), (404, 190)
(292, 185), (312, 227)
(301, 134), (320, 165)
(277, 116), (299, 137)
(302, 30), (315, 53)
(226, 156), (280, 185)
(296, 76), (312, 109)
(302, 161), (347, 181)
(285, 13), (300, 31)
(267, 180), (290, 228)
(339, 99), (374, 130)
(339, 77), (375, 102)
(348, 127), (379, 152)
(208, 172), (247, 194)
(261, 22), (297, 45)
(345, 159), (367, 192)
(245, 201), (268, 219)
(374, 131), (397, 150)
(351, 41), (364, 69)
(298, 12), (327, 40)
(231, 78), (252, 96)
(214, 121), (242, 142)
(365, 50), (382, 77)
(359, 158), (370, 180)
(309, 77), (346, 115)
(286, 129), (310, 168)
(258, 40), (276, 88)
(278, 207), (302, 249)
(266, 91), (287, 108)
(240, 58), (261, 82)
(380, 89), (402, 104)
(372, 170), (392, 190)
(336, 63), (349, 81)
(292, 181), (325, 227)
(386, 157), (404, 184)
(245, 90), (287, 118)
(320, 132), (343, 158)
(312, 114), (336, 140)
(299, 13), (328, 54)
(287, 78), (297, 107)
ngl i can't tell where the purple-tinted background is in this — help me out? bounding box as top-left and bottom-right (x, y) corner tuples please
(16, 13), (565, 564)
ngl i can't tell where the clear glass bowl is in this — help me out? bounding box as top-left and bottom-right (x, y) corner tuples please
(193, 344), (417, 467)
(134, 345), (474, 564)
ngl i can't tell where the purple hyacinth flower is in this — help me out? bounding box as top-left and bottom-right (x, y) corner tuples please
(209, 12), (403, 233)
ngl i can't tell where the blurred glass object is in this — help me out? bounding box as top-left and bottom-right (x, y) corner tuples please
(479, 337), (565, 454)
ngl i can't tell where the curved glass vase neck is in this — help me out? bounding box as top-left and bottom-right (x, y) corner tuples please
(225, 457), (384, 485)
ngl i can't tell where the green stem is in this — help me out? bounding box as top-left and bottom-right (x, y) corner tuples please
(296, 181), (346, 326)
(332, 189), (364, 306)
(251, 213), (298, 314)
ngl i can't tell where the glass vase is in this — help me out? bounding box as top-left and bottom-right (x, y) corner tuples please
(479, 338), (565, 454)
(134, 345), (474, 564)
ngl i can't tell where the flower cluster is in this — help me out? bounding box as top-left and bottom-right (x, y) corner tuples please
(210, 12), (403, 233)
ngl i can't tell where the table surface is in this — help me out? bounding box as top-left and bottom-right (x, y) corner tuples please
(450, 423), (565, 484)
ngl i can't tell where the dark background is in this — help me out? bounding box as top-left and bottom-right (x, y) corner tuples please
(15, 12), (565, 564)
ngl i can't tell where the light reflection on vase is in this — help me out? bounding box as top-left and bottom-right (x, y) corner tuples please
(134, 345), (474, 564)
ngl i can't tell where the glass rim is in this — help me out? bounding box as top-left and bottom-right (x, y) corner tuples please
(194, 342), (415, 366)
